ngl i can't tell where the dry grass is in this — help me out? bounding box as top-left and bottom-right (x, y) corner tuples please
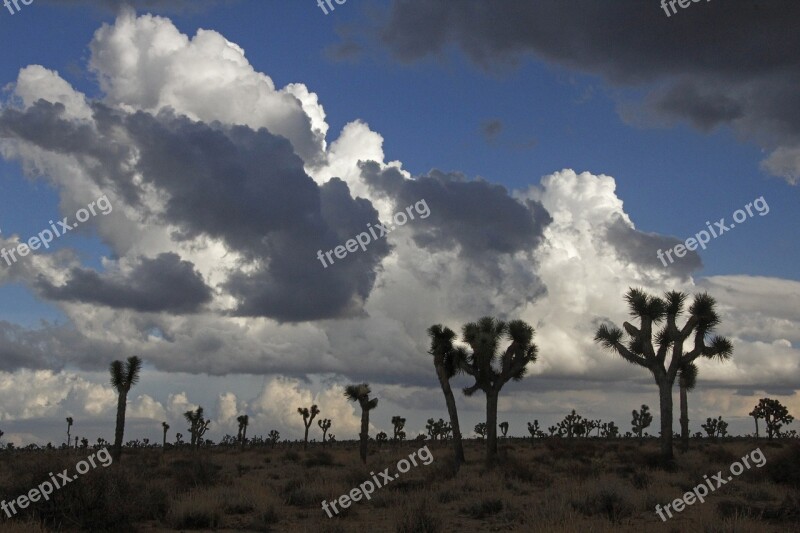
(0, 439), (796, 531)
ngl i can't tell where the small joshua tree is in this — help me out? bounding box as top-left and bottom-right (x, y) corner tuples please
(632, 405), (653, 444)
(318, 418), (332, 445)
(558, 410), (586, 438)
(237, 415), (249, 449)
(161, 422), (169, 449)
(601, 421), (620, 438)
(268, 430), (280, 448)
(298, 405), (320, 450)
(65, 417), (74, 448)
(474, 422), (487, 439)
(80, 437), (88, 449)
(184, 407), (210, 449)
(175, 433), (183, 446)
(499, 421), (509, 438)
(751, 398), (794, 440)
(701, 416), (728, 440)
(376, 431), (388, 446)
(391, 416), (406, 443)
(344, 383), (378, 463)
(527, 420), (544, 443)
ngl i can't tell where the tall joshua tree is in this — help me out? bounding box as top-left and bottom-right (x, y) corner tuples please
(318, 418), (332, 445)
(298, 405), (320, 450)
(184, 407), (210, 448)
(237, 415), (249, 449)
(162, 422), (169, 449)
(427, 324), (467, 468)
(344, 384), (378, 463)
(391, 416), (406, 443)
(595, 289), (732, 461)
(109, 355), (142, 462)
(460, 317), (538, 464)
(678, 361), (698, 452)
(65, 417), (73, 448)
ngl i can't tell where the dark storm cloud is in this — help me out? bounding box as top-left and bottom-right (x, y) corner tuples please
(372, 0), (800, 179)
(35, 253), (213, 314)
(0, 102), (390, 322)
(605, 216), (701, 278)
(360, 161), (551, 260)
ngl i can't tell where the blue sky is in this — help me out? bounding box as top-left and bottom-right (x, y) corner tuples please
(0, 1), (797, 445)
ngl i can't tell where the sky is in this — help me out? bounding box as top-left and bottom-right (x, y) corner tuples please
(0, 0), (797, 447)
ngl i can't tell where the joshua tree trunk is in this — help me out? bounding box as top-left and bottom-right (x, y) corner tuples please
(303, 426), (310, 450)
(679, 381), (689, 452)
(435, 364), (465, 468)
(753, 416), (759, 439)
(113, 391), (128, 462)
(486, 388), (499, 463)
(359, 407), (369, 463)
(240, 425), (247, 450)
(657, 379), (674, 461)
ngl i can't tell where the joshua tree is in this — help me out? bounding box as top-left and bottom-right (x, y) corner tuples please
(527, 420), (544, 443)
(237, 415), (249, 449)
(427, 325), (467, 468)
(499, 421), (509, 438)
(678, 361), (698, 452)
(556, 410), (587, 438)
(474, 422), (487, 439)
(161, 422), (169, 449)
(184, 407), (211, 448)
(701, 416), (728, 440)
(65, 417), (73, 448)
(344, 383), (378, 463)
(376, 431), (388, 446)
(459, 317), (539, 464)
(595, 289), (732, 461)
(751, 398), (794, 440)
(601, 421), (620, 438)
(631, 404), (653, 444)
(318, 418), (332, 445)
(298, 405), (320, 450)
(391, 416), (406, 443)
(268, 430), (280, 447)
(175, 433), (183, 446)
(109, 355), (143, 462)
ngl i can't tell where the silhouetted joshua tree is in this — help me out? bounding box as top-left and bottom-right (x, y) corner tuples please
(427, 324), (467, 468)
(318, 418), (332, 445)
(678, 361), (698, 452)
(751, 398), (794, 439)
(344, 383), (378, 463)
(460, 317), (539, 465)
(632, 404), (653, 445)
(499, 421), (509, 438)
(601, 421), (619, 438)
(391, 416), (406, 443)
(109, 355), (142, 462)
(298, 405), (320, 450)
(65, 417), (73, 448)
(376, 431), (388, 446)
(162, 422), (169, 449)
(474, 422), (487, 439)
(184, 407), (210, 449)
(268, 430), (280, 447)
(595, 289), (732, 461)
(557, 410), (587, 438)
(237, 415), (249, 449)
(701, 416), (728, 440)
(527, 420), (544, 443)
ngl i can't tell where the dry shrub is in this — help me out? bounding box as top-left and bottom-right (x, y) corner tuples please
(166, 489), (222, 529)
(461, 498), (503, 519)
(571, 487), (633, 524)
(396, 498), (441, 533)
(764, 442), (800, 488)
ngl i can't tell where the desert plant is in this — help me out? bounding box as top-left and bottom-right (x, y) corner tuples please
(460, 316), (539, 464)
(751, 398), (794, 439)
(318, 418), (332, 445)
(376, 431), (388, 445)
(601, 421), (619, 438)
(109, 355), (142, 462)
(236, 415), (249, 449)
(65, 417), (73, 448)
(474, 422), (487, 439)
(631, 405), (653, 444)
(427, 324), (467, 468)
(678, 360), (698, 452)
(298, 405), (320, 450)
(391, 416), (406, 442)
(161, 422), (169, 449)
(344, 383), (378, 463)
(499, 421), (509, 438)
(557, 410), (587, 438)
(184, 407), (211, 448)
(527, 420), (544, 442)
(701, 416), (728, 440)
(595, 289), (732, 461)
(268, 430), (280, 447)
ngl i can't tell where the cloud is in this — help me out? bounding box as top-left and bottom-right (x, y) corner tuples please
(372, 0), (800, 184)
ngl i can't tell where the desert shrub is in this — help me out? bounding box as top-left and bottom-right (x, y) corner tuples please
(170, 457), (222, 491)
(764, 443), (800, 488)
(281, 478), (323, 507)
(396, 499), (441, 533)
(166, 491), (222, 529)
(572, 488), (634, 524)
(703, 445), (738, 464)
(716, 499), (758, 520)
(631, 470), (650, 489)
(304, 450), (334, 467)
(461, 498), (503, 519)
(283, 450), (300, 462)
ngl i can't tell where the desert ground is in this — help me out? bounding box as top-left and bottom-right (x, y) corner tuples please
(0, 438), (797, 532)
